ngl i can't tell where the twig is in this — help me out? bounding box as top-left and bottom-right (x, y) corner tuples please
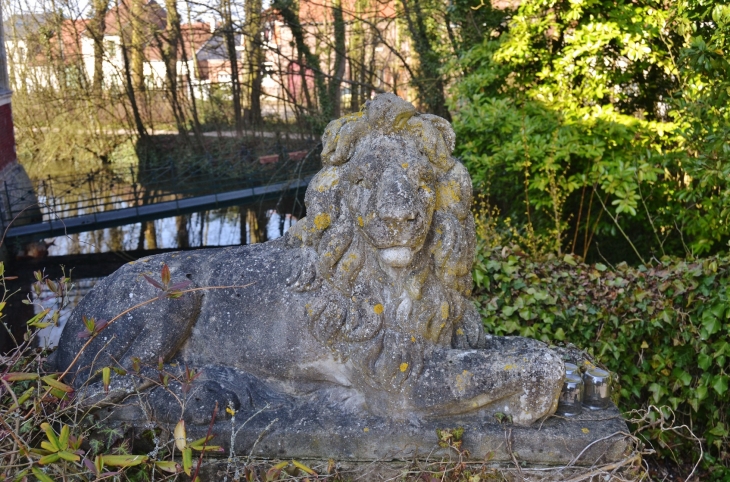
(560, 452), (642, 482)
(191, 401), (218, 482)
(246, 417), (279, 463)
(595, 191), (646, 264)
(504, 428), (523, 476)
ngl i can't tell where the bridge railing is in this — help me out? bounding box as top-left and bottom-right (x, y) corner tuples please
(0, 149), (322, 235)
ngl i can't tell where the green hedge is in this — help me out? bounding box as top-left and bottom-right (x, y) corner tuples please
(472, 240), (730, 475)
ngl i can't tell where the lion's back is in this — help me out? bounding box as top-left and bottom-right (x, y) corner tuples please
(54, 238), (319, 385)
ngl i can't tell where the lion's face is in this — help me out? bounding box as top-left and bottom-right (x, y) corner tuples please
(344, 137), (437, 267)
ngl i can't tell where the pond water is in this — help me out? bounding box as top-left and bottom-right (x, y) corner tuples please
(46, 207), (297, 256)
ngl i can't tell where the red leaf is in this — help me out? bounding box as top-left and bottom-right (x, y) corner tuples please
(161, 264), (171, 288)
(143, 275), (164, 290)
(168, 281), (192, 291)
(83, 457), (98, 475)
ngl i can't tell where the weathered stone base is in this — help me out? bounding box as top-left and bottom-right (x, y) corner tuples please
(97, 385), (629, 469)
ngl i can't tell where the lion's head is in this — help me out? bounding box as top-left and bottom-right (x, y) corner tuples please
(287, 94), (483, 384)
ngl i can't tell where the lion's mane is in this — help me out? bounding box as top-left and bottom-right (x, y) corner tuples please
(286, 94), (484, 389)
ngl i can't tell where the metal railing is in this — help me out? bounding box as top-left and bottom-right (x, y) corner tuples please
(1, 150), (321, 239)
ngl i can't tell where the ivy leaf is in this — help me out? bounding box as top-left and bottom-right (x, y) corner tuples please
(708, 423), (729, 437)
(698, 353), (713, 371)
(712, 375), (728, 396)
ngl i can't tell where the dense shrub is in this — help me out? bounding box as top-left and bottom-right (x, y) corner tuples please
(451, 0), (730, 263)
(472, 223), (730, 476)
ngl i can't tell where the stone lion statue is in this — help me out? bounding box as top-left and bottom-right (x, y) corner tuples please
(55, 94), (564, 439)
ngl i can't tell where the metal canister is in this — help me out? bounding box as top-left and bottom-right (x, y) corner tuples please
(582, 367), (611, 410)
(564, 362), (579, 376)
(556, 373), (584, 417)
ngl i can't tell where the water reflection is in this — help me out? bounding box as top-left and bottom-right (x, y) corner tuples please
(46, 206), (297, 256)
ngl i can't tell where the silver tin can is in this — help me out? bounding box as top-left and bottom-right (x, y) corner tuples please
(582, 367), (611, 410)
(565, 362), (579, 376)
(556, 373), (583, 417)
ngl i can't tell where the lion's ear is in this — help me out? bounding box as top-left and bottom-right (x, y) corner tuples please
(420, 114), (456, 154)
(404, 116), (454, 172)
(321, 113), (367, 166)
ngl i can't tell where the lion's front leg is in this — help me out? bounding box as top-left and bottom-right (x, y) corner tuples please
(410, 337), (565, 425)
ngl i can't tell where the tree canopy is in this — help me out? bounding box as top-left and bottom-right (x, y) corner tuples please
(451, 0), (730, 263)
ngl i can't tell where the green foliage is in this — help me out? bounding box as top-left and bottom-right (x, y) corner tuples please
(471, 227), (730, 475)
(452, 0), (730, 262)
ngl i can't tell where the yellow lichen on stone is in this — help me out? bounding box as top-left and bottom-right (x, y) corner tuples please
(581, 428), (590, 434)
(455, 370), (473, 393)
(436, 179), (461, 210)
(363, 427), (369, 432)
(504, 364), (516, 370)
(440, 302), (449, 320)
(313, 213), (331, 230)
(373, 303), (384, 314)
(357, 216), (364, 227)
(401, 163), (409, 169)
(340, 253), (359, 272)
(399, 362), (409, 372)
(315, 168), (340, 192)
(411, 335), (416, 342)
(456, 328), (464, 335)
(393, 110), (416, 130)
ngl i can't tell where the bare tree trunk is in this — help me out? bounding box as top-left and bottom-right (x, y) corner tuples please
(162, 0), (188, 138)
(130, 0), (146, 93)
(244, 0), (263, 127)
(183, 3), (204, 143)
(273, 0), (330, 121)
(117, 0), (148, 144)
(222, 0), (243, 135)
(90, 0), (109, 92)
(399, 0), (451, 120)
(121, 43), (147, 140)
(348, 0), (369, 111)
(328, 0), (346, 119)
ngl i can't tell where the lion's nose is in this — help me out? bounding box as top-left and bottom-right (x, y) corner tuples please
(377, 175), (418, 223)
